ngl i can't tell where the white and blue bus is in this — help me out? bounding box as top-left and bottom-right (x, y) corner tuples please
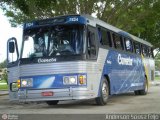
(7, 15), (155, 105)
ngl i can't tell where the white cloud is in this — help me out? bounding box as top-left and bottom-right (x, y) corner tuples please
(0, 9), (22, 62)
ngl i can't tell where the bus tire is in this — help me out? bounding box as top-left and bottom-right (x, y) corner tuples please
(134, 77), (148, 95)
(134, 90), (140, 95)
(139, 78), (148, 95)
(95, 78), (109, 106)
(46, 100), (59, 105)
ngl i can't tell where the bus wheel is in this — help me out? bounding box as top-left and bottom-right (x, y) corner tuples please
(134, 90), (140, 95)
(134, 77), (148, 95)
(46, 100), (59, 105)
(139, 78), (148, 95)
(95, 79), (109, 105)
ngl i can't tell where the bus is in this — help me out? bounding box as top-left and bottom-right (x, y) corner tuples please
(7, 14), (155, 105)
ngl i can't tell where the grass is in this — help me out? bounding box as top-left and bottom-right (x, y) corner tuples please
(0, 79), (8, 90)
(155, 76), (160, 81)
(0, 79), (7, 83)
(0, 84), (8, 90)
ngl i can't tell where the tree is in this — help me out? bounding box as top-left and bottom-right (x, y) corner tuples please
(0, 59), (7, 68)
(0, 60), (7, 83)
(155, 52), (160, 71)
(0, 0), (160, 48)
(156, 53), (160, 60)
(2, 69), (8, 84)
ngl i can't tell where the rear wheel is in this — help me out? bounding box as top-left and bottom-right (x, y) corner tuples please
(139, 78), (148, 95)
(95, 79), (109, 105)
(46, 100), (59, 105)
(134, 77), (148, 95)
(134, 90), (140, 95)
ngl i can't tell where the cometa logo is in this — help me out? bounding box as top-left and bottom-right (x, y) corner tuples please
(38, 58), (56, 63)
(118, 54), (133, 66)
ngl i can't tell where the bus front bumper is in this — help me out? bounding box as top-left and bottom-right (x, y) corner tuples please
(18, 87), (95, 102)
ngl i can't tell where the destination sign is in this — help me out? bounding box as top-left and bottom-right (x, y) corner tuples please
(24, 15), (87, 29)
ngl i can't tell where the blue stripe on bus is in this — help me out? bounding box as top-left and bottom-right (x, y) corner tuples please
(98, 49), (145, 96)
(20, 73), (87, 89)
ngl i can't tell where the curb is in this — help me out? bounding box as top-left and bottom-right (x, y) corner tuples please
(150, 82), (160, 86)
(0, 93), (8, 96)
(0, 91), (9, 96)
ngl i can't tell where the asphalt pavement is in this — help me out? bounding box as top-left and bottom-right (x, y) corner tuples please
(0, 90), (8, 96)
(0, 84), (160, 120)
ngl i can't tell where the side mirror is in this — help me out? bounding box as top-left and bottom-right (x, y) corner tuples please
(9, 41), (15, 53)
(7, 37), (19, 64)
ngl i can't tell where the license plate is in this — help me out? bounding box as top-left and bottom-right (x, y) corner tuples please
(41, 91), (53, 96)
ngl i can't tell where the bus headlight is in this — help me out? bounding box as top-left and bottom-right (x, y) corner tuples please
(70, 77), (77, 84)
(21, 78), (33, 87)
(63, 77), (70, 84)
(63, 76), (77, 85)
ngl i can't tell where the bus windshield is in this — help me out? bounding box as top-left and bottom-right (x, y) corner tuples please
(21, 25), (84, 58)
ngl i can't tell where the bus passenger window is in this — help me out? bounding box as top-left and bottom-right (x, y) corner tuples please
(146, 47), (149, 57)
(151, 48), (154, 58)
(134, 42), (141, 54)
(125, 39), (133, 52)
(148, 47), (154, 58)
(142, 45), (148, 57)
(97, 27), (112, 47)
(112, 33), (123, 49)
(107, 32), (112, 47)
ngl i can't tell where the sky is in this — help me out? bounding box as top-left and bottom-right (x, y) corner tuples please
(0, 9), (22, 62)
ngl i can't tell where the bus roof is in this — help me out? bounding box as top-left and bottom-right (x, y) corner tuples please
(82, 14), (153, 47)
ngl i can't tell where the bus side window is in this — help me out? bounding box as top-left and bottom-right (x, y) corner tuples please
(148, 47), (154, 58)
(146, 46), (149, 57)
(142, 45), (148, 57)
(112, 33), (123, 50)
(87, 26), (97, 59)
(97, 27), (112, 47)
(134, 42), (141, 54)
(107, 31), (112, 47)
(124, 38), (133, 52)
(150, 48), (154, 58)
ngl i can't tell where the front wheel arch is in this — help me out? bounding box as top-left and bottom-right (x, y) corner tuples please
(104, 75), (111, 95)
(95, 77), (110, 105)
